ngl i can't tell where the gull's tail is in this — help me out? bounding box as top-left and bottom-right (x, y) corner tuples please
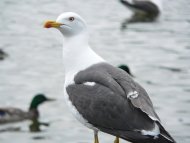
(158, 123), (176, 143)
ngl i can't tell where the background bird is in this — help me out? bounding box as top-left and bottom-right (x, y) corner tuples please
(120, 0), (162, 26)
(0, 94), (54, 124)
(0, 49), (8, 61)
(118, 64), (134, 77)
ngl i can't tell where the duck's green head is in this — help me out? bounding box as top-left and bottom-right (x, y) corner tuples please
(29, 94), (54, 110)
(118, 64), (134, 77)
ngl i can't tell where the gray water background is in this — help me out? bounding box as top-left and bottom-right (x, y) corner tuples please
(0, 0), (190, 142)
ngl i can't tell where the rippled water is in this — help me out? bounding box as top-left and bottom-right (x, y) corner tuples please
(0, 0), (190, 143)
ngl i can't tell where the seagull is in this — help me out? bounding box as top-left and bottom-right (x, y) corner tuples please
(120, 0), (162, 24)
(44, 12), (176, 143)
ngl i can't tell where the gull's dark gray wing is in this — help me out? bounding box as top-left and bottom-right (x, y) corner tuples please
(66, 63), (175, 143)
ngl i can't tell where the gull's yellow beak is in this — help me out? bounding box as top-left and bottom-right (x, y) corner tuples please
(44, 20), (62, 28)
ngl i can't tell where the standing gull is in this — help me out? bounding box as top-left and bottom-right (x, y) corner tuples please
(120, 0), (162, 25)
(44, 12), (176, 143)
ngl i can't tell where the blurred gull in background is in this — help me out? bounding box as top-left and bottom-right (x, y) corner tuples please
(120, 0), (162, 27)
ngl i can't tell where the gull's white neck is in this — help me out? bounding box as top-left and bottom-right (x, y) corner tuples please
(62, 31), (104, 83)
(62, 30), (103, 131)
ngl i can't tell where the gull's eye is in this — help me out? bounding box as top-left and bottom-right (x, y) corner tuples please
(69, 17), (75, 22)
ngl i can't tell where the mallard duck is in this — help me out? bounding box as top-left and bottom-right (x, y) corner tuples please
(118, 64), (134, 77)
(0, 94), (54, 124)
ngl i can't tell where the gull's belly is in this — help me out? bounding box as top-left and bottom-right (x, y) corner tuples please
(63, 87), (98, 131)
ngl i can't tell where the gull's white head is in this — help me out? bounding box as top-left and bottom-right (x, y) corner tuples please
(44, 12), (87, 37)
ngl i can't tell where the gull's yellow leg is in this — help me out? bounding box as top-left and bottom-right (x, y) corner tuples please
(94, 131), (99, 143)
(114, 137), (119, 143)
